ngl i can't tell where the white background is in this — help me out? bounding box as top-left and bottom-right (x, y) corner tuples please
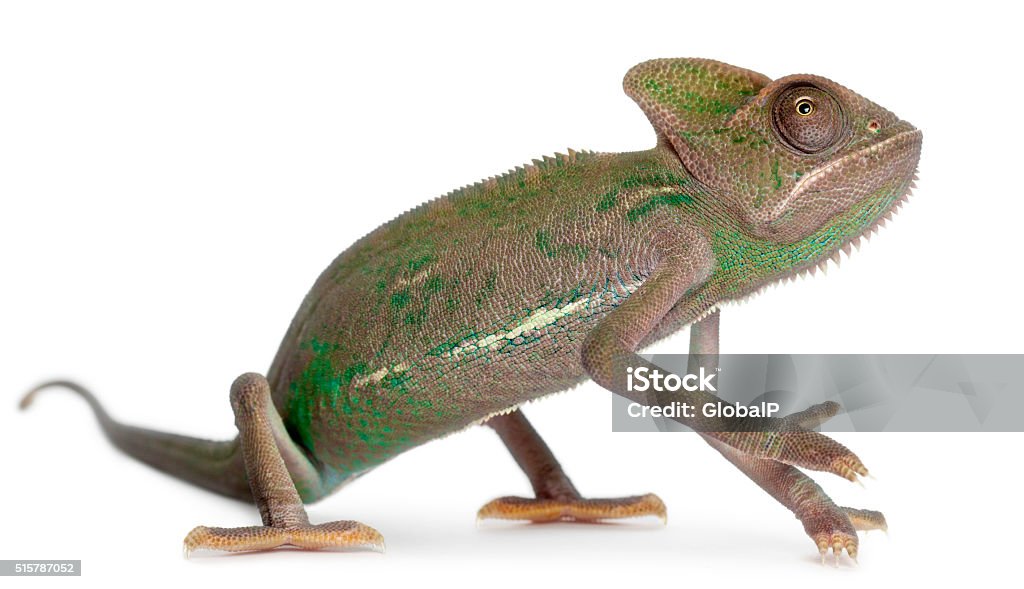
(1, 1), (1021, 587)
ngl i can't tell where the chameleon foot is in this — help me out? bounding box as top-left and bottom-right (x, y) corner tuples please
(705, 427), (883, 566)
(477, 493), (666, 523)
(710, 400), (870, 483)
(779, 403), (871, 483)
(800, 504), (861, 567)
(482, 411), (667, 524)
(183, 521), (384, 556)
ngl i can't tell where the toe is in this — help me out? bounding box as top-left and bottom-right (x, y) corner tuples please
(477, 496), (565, 522)
(477, 493), (667, 524)
(183, 521), (385, 556)
(841, 507), (887, 532)
(183, 525), (288, 556)
(565, 494), (667, 523)
(288, 521), (386, 552)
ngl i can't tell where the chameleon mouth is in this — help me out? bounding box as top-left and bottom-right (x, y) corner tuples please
(693, 134), (921, 323)
(785, 126), (922, 207)
(762, 124), (922, 245)
(808, 124), (923, 274)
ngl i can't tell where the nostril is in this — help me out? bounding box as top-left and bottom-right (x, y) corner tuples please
(867, 120), (881, 133)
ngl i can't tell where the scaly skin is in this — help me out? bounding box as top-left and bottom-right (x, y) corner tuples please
(20, 58), (920, 563)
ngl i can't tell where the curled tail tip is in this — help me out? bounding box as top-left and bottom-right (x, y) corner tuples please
(18, 380), (95, 411)
(18, 383), (48, 410)
(18, 390), (36, 410)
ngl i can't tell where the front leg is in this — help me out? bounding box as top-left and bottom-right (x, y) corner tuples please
(704, 435), (886, 566)
(478, 409), (666, 523)
(648, 305), (870, 483)
(688, 312), (886, 566)
(578, 233), (884, 563)
(580, 228), (723, 419)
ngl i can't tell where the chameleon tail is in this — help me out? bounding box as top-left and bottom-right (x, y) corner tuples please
(19, 380), (252, 501)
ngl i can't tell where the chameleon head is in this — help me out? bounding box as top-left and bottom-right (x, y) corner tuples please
(625, 58), (922, 245)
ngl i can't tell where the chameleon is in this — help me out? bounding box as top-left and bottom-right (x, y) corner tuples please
(20, 58), (920, 565)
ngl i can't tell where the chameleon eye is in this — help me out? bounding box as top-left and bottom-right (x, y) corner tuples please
(772, 85), (845, 154)
(795, 98), (814, 116)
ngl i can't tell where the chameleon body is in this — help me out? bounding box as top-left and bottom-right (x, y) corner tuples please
(21, 58), (921, 564)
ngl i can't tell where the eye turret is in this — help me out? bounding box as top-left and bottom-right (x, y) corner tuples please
(772, 85), (846, 154)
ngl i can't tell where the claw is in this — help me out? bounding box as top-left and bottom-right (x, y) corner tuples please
(812, 526), (859, 568)
(818, 538), (829, 566)
(832, 455), (869, 483)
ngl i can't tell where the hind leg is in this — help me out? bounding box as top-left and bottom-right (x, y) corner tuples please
(477, 409), (666, 523)
(183, 373), (383, 556)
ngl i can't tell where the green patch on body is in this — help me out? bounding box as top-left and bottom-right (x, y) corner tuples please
(475, 270), (498, 307)
(390, 289), (411, 309)
(383, 371), (413, 392)
(407, 253), (435, 272)
(427, 333), (469, 358)
(648, 85), (740, 117)
(404, 308), (427, 325)
(423, 275), (444, 294)
(621, 171), (689, 190)
(287, 336), (427, 472)
(534, 228), (592, 262)
(567, 244), (590, 262)
(287, 339), (367, 452)
(595, 189), (618, 212)
(535, 229), (556, 258)
(626, 192), (694, 222)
